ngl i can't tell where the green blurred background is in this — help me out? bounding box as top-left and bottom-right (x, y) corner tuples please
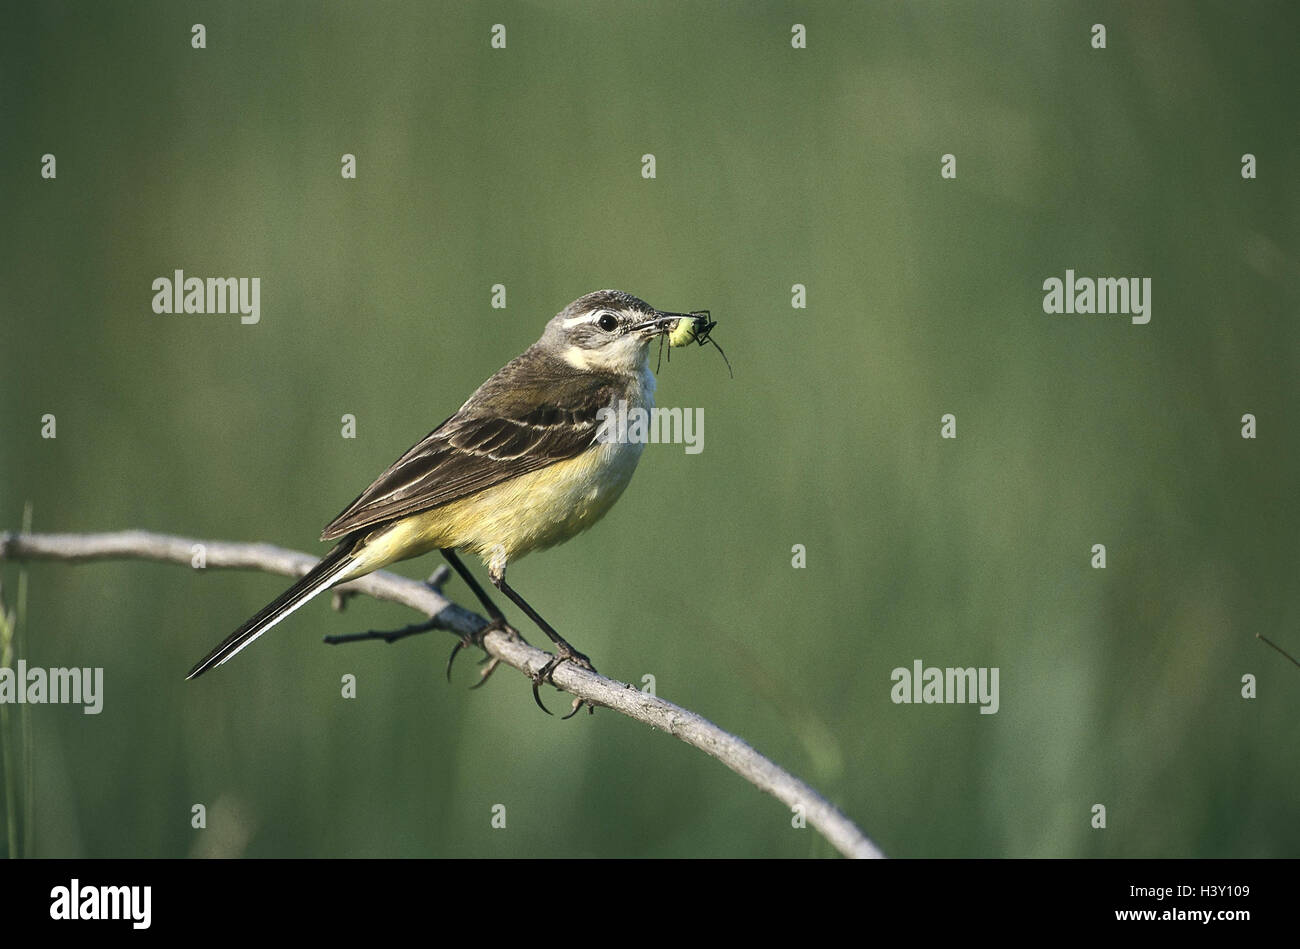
(1, 1), (1297, 858)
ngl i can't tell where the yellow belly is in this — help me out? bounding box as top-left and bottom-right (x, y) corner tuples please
(344, 436), (646, 577)
(344, 358), (657, 579)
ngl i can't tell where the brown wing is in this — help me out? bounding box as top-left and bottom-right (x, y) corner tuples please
(321, 356), (625, 541)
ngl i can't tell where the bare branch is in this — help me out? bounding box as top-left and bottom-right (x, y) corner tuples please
(0, 529), (884, 858)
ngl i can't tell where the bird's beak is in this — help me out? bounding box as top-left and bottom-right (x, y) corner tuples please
(632, 311), (693, 339)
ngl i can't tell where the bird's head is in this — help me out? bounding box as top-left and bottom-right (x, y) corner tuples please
(537, 289), (694, 375)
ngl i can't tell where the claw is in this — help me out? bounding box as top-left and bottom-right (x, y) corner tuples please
(528, 650), (600, 719)
(445, 638), (470, 682)
(530, 654), (570, 715)
(531, 673), (554, 715)
(446, 617), (511, 683)
(469, 656), (501, 690)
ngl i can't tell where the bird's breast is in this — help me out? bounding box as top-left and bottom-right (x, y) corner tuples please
(448, 367), (655, 568)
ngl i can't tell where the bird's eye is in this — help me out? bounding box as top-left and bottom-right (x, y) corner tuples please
(596, 313), (618, 332)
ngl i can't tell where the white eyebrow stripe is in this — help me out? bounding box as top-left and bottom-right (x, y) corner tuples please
(561, 313), (599, 329)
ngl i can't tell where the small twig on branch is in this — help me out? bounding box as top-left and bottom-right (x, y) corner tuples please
(0, 529), (884, 858)
(324, 565), (452, 644)
(323, 618), (442, 646)
(1257, 633), (1300, 669)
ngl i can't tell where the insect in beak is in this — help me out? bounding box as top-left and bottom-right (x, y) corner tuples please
(663, 310), (732, 378)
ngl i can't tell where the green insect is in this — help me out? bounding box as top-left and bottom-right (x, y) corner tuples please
(658, 310), (733, 377)
(668, 311), (709, 347)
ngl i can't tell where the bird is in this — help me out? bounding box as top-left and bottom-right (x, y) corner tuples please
(186, 289), (713, 716)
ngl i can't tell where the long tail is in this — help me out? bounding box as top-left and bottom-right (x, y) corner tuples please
(186, 539), (358, 679)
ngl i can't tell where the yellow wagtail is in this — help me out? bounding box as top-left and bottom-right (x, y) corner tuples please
(186, 290), (717, 714)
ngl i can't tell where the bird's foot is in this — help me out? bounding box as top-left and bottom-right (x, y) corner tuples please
(530, 644), (598, 719)
(445, 616), (523, 688)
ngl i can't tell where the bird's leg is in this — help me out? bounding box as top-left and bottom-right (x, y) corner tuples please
(440, 548), (521, 687)
(489, 564), (596, 718)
